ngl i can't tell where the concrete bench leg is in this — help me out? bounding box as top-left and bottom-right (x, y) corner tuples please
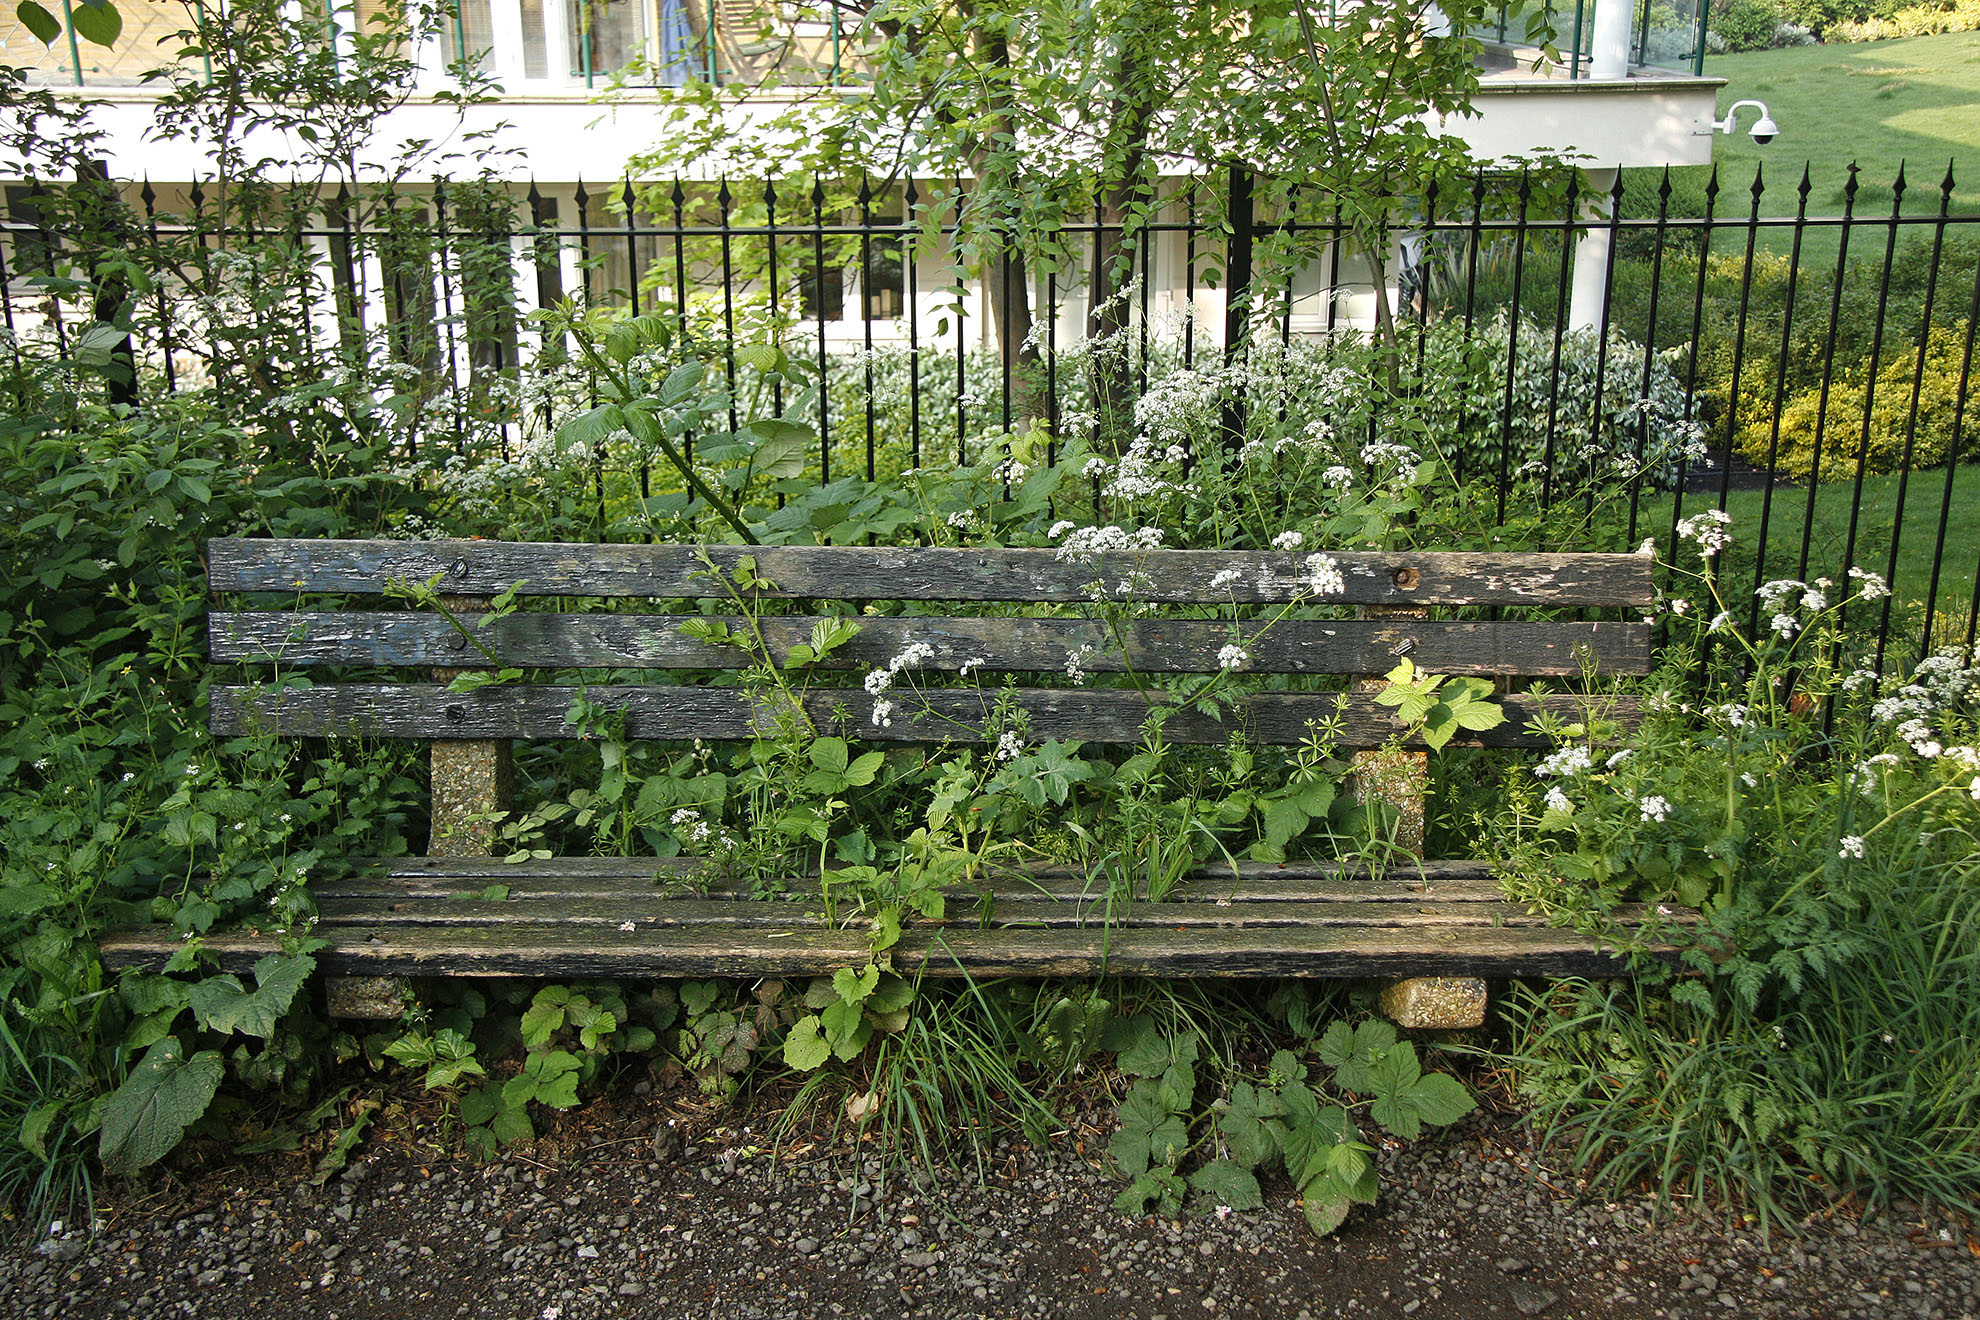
(325, 976), (407, 1020)
(1354, 625), (1489, 1032)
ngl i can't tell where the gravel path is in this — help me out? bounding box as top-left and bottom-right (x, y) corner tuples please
(6, 1102), (1976, 1320)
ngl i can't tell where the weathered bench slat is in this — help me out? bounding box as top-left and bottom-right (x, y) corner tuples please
(318, 857), (1508, 903)
(312, 894), (1693, 931)
(99, 921), (1661, 979)
(213, 612), (1652, 678)
(212, 683), (1638, 748)
(209, 539), (1656, 608)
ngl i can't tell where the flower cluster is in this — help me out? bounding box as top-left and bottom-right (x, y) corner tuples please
(1051, 523), (1166, 563)
(1305, 553), (1346, 597)
(1676, 508), (1734, 558)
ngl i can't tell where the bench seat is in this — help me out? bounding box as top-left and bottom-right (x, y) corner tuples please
(99, 857), (1690, 981)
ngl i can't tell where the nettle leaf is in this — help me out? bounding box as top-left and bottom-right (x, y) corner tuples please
(186, 953), (314, 1039)
(1187, 1158), (1263, 1213)
(99, 1037), (224, 1176)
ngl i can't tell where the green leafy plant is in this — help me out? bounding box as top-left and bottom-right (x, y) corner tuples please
(1373, 658), (1509, 751)
(1104, 1014), (1475, 1235)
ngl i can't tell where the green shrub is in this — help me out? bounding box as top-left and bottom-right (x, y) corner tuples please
(1734, 321), (1979, 480)
(1829, 0), (1980, 39)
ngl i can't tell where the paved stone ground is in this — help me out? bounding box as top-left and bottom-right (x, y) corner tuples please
(5, 1097), (1975, 1320)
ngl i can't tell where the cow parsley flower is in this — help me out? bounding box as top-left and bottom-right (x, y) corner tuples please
(1217, 643), (1250, 671)
(1543, 785), (1572, 815)
(1676, 509), (1733, 557)
(995, 730), (1024, 762)
(1848, 566), (1890, 600)
(1536, 746), (1593, 778)
(871, 698), (895, 729)
(1271, 530), (1305, 551)
(1305, 553), (1345, 597)
(1638, 795), (1673, 823)
(1837, 835), (1866, 860)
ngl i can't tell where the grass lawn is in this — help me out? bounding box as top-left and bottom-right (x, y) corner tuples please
(1691, 31), (1980, 213)
(1633, 462), (1980, 646)
(1621, 33), (1980, 266)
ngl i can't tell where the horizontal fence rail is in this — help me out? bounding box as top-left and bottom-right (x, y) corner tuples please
(4, 160), (1978, 667)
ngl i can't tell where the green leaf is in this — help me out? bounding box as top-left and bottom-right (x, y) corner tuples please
(1187, 1158), (1263, 1213)
(808, 737), (849, 775)
(17, 1), (60, 45)
(1216, 1082), (1282, 1168)
(555, 402), (628, 452)
(843, 751), (885, 787)
(831, 962), (879, 1005)
(782, 1015), (831, 1070)
(1409, 1072), (1477, 1128)
(1111, 1017), (1169, 1077)
(659, 360), (705, 404)
(74, 321), (126, 367)
(1109, 1079), (1187, 1178)
(186, 953), (313, 1039)
(743, 418), (816, 480)
(735, 343), (781, 373)
(98, 1037), (224, 1176)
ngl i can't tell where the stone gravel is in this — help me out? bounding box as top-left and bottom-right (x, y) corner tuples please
(5, 1108), (1975, 1320)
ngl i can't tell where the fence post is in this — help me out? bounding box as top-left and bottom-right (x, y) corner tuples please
(1221, 165), (1254, 456)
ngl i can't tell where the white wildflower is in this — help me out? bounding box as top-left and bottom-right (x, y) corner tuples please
(995, 730), (1024, 763)
(1638, 795), (1673, 823)
(1543, 785), (1572, 815)
(1216, 643), (1250, 671)
(1322, 465), (1355, 490)
(618, 920), (636, 932)
(1271, 530), (1305, 551)
(1675, 509), (1733, 557)
(1848, 566), (1890, 600)
(871, 698), (895, 729)
(1770, 613), (1800, 639)
(1837, 835), (1866, 860)
(1636, 537), (1656, 557)
(1536, 746), (1594, 778)
(1708, 611), (1734, 633)
(1305, 553), (1345, 597)
(1210, 567), (1243, 590)
(1801, 589), (1827, 611)
(1065, 645), (1094, 685)
(958, 655), (987, 678)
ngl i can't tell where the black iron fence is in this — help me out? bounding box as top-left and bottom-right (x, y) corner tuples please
(4, 161), (1978, 664)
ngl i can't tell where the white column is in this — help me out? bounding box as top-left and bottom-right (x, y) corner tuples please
(1568, 168), (1618, 332)
(1588, 0), (1633, 80)
(489, 0), (529, 85)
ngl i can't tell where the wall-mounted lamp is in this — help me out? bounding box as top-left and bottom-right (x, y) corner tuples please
(1695, 99), (1780, 145)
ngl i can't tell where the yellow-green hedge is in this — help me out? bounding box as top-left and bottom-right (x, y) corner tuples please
(1734, 321), (1978, 480)
(1829, 0), (1980, 40)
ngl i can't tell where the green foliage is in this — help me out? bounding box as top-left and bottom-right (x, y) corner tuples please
(97, 1038), (223, 1177)
(1103, 1015), (1474, 1234)
(1373, 659), (1509, 752)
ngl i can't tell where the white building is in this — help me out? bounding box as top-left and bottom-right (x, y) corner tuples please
(2, 0), (1726, 358)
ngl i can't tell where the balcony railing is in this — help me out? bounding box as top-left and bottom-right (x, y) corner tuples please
(1471, 0), (1711, 79)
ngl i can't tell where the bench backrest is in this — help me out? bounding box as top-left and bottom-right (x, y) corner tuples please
(208, 538), (1651, 751)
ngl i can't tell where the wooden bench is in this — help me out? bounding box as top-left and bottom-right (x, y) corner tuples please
(101, 538), (1678, 1023)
